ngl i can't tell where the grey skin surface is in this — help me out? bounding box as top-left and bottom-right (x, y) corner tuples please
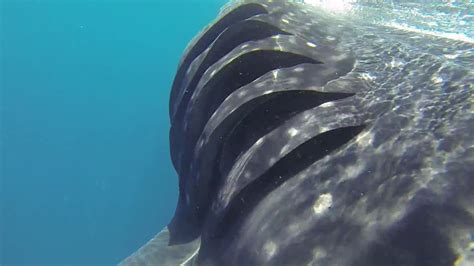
(120, 0), (474, 265)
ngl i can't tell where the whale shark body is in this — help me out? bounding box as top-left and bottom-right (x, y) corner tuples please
(121, 1), (474, 265)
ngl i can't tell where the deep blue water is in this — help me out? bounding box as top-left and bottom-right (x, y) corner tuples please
(1, 0), (225, 264)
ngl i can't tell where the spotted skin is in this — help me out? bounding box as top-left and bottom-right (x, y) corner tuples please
(121, 1), (474, 265)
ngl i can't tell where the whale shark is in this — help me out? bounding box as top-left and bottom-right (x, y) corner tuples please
(120, 0), (474, 265)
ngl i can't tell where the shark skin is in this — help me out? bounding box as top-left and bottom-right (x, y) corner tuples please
(120, 1), (474, 265)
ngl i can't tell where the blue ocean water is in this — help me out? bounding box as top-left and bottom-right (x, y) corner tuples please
(1, 0), (225, 264)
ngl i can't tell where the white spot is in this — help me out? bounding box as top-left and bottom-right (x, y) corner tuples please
(264, 241), (277, 259)
(319, 102), (334, 108)
(272, 70), (279, 79)
(312, 248), (328, 260)
(268, 157), (277, 166)
(255, 137), (264, 146)
(431, 74), (443, 84)
(241, 43), (249, 49)
(287, 223), (301, 234)
(313, 193), (333, 214)
(281, 18), (290, 24)
(280, 144), (290, 155)
(344, 163), (365, 179)
(443, 53), (459, 59)
(306, 41), (317, 48)
(210, 69), (217, 77)
(361, 73), (375, 81)
(355, 131), (373, 147)
(326, 36), (336, 41)
(263, 89), (274, 95)
(238, 90), (247, 97)
(389, 58), (404, 68)
(288, 128), (299, 137)
(319, 126), (329, 132)
(293, 66), (304, 72)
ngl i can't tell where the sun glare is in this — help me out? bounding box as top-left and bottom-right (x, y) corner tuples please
(303, 0), (354, 13)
